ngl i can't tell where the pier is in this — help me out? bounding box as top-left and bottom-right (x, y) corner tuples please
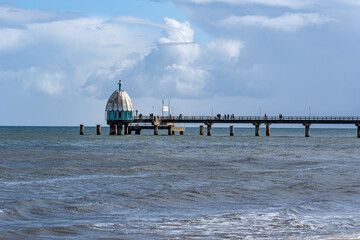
(91, 80), (360, 137)
(130, 115), (360, 137)
(95, 115), (360, 137)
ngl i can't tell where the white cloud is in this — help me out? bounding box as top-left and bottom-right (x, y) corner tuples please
(205, 39), (243, 64)
(343, 0), (360, 7)
(0, 28), (30, 51)
(178, 0), (360, 8)
(0, 67), (65, 96)
(110, 16), (167, 28)
(83, 55), (142, 98)
(161, 64), (209, 97)
(31, 69), (66, 96)
(218, 13), (334, 32)
(83, 18), (244, 99)
(158, 17), (194, 43)
(0, 5), (78, 28)
(176, 0), (311, 9)
(0, 7), (157, 98)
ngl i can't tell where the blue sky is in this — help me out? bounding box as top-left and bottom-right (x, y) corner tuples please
(0, 0), (359, 126)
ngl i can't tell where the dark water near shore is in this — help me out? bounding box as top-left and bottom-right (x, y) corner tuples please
(1, 126), (360, 239)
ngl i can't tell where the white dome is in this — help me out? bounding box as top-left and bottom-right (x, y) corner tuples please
(105, 90), (134, 112)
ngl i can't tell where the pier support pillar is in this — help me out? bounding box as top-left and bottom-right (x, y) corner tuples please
(357, 124), (360, 138)
(135, 129), (141, 135)
(110, 125), (117, 135)
(230, 126), (234, 136)
(96, 125), (101, 135)
(206, 124), (212, 136)
(180, 131), (184, 135)
(80, 124), (84, 135)
(114, 125), (118, 135)
(304, 124), (311, 137)
(200, 125), (204, 136)
(168, 125), (173, 135)
(253, 123), (261, 136)
(266, 123), (270, 136)
(124, 124), (129, 135)
(117, 125), (122, 135)
(154, 125), (159, 135)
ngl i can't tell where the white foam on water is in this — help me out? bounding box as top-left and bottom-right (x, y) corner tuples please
(91, 223), (117, 228)
(151, 211), (360, 239)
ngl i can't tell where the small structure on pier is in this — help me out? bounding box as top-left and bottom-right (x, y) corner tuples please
(105, 80), (134, 135)
(104, 80), (185, 135)
(106, 80), (134, 121)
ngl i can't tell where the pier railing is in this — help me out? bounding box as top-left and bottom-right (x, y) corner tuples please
(134, 115), (360, 122)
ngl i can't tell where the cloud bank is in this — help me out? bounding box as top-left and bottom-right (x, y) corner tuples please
(177, 0), (311, 9)
(83, 17), (243, 99)
(0, 6), (156, 98)
(177, 0), (360, 8)
(0, 5), (79, 28)
(218, 13), (334, 32)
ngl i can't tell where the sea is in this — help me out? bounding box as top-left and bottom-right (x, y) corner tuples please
(1, 126), (360, 239)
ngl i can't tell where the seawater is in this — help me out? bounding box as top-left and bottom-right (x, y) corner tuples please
(1, 126), (360, 239)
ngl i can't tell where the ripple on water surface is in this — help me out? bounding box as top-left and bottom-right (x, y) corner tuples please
(1, 127), (360, 239)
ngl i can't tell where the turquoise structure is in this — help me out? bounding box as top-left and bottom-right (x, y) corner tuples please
(106, 80), (134, 130)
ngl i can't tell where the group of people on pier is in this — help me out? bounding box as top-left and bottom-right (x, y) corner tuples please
(217, 114), (235, 120)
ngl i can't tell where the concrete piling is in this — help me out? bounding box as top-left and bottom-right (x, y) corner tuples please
(180, 131), (184, 135)
(80, 124), (84, 135)
(254, 123), (261, 136)
(114, 125), (118, 135)
(168, 125), (173, 135)
(266, 123), (270, 136)
(207, 124), (212, 136)
(110, 125), (117, 135)
(154, 125), (158, 135)
(230, 126), (234, 136)
(200, 125), (204, 135)
(117, 125), (122, 135)
(135, 129), (141, 135)
(96, 125), (101, 135)
(124, 124), (129, 135)
(304, 124), (311, 137)
(357, 124), (360, 138)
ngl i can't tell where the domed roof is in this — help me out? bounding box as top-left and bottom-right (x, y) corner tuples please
(105, 90), (134, 112)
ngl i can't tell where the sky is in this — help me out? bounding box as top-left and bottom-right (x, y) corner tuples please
(0, 0), (359, 126)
